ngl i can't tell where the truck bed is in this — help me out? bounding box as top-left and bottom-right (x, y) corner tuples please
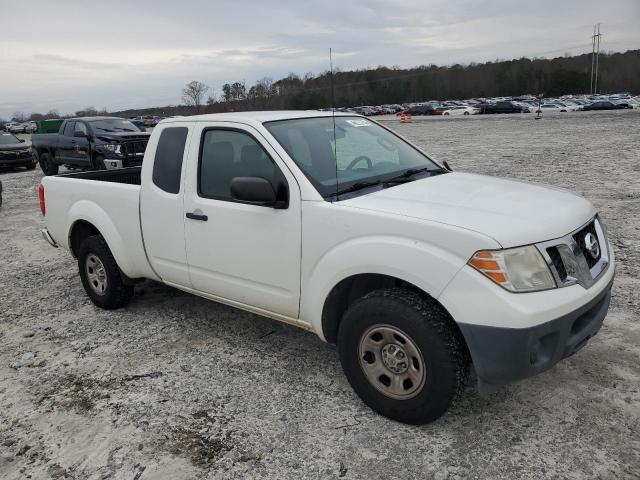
(41, 166), (156, 280)
(57, 166), (141, 185)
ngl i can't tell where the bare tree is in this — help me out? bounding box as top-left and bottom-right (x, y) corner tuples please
(12, 111), (28, 122)
(182, 81), (209, 109)
(75, 106), (98, 116)
(44, 109), (60, 119)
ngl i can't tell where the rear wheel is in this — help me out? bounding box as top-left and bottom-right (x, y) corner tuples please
(38, 152), (58, 176)
(463, 111), (470, 115)
(337, 288), (469, 424)
(78, 235), (134, 309)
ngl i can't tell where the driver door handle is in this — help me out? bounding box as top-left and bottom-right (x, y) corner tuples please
(186, 212), (208, 221)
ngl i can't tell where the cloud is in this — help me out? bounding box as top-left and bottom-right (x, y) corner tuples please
(0, 0), (638, 118)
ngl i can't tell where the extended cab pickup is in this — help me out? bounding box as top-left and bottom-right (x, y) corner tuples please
(39, 112), (615, 424)
(32, 116), (149, 176)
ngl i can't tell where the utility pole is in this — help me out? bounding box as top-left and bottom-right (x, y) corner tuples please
(590, 24), (602, 94)
(594, 23), (601, 94)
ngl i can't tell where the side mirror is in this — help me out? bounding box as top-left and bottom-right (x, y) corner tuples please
(74, 130), (88, 138)
(19, 138), (25, 143)
(230, 177), (286, 208)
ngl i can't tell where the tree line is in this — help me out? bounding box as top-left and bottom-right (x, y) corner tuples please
(198, 49), (639, 114)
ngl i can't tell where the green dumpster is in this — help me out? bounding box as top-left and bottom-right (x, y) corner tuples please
(35, 119), (64, 134)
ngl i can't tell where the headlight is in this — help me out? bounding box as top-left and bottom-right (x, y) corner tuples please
(468, 245), (556, 292)
(103, 144), (122, 155)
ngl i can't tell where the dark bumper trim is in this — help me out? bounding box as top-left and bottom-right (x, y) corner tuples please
(458, 275), (614, 386)
(42, 228), (58, 248)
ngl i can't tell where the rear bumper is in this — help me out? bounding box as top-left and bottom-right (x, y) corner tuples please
(458, 275), (614, 385)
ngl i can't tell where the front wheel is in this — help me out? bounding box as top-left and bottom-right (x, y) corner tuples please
(78, 235), (134, 309)
(337, 288), (469, 424)
(93, 155), (106, 170)
(25, 156), (37, 170)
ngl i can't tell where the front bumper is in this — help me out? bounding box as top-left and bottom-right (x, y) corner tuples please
(457, 275), (613, 385)
(0, 153), (33, 167)
(439, 236), (615, 386)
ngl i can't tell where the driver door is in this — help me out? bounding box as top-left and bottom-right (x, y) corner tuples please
(70, 121), (91, 165)
(183, 123), (302, 318)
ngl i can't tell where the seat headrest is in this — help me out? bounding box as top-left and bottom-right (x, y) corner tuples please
(208, 141), (234, 163)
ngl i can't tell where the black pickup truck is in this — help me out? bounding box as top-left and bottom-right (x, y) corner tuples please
(477, 101), (525, 114)
(0, 132), (37, 170)
(31, 117), (150, 175)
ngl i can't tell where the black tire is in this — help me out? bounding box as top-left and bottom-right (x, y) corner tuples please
(38, 152), (59, 176)
(77, 235), (134, 310)
(93, 155), (106, 170)
(25, 156), (37, 170)
(337, 288), (469, 424)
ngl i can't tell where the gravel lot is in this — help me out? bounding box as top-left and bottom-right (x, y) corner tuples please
(1, 110), (639, 479)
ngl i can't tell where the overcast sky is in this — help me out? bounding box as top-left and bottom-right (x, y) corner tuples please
(1, 0), (638, 119)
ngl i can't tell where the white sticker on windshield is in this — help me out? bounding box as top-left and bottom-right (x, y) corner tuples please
(346, 119), (373, 127)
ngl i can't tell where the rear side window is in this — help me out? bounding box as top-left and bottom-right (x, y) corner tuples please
(152, 127), (188, 194)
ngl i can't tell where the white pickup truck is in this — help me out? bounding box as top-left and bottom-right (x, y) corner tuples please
(40, 111), (615, 424)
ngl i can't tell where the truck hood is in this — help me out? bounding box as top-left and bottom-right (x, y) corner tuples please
(340, 172), (595, 247)
(95, 132), (150, 142)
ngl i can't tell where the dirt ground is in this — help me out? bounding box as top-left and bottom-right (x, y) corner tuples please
(1, 110), (639, 480)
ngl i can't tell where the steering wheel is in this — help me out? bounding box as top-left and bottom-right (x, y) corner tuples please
(346, 155), (373, 170)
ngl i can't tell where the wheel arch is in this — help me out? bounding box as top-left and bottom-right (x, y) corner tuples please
(65, 200), (156, 280)
(320, 273), (468, 354)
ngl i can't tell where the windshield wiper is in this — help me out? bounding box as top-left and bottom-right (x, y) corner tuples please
(334, 180), (383, 197)
(383, 167), (434, 185)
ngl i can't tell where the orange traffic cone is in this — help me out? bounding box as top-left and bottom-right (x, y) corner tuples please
(400, 112), (412, 123)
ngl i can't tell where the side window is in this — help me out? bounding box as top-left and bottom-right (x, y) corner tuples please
(152, 127), (188, 194)
(199, 129), (287, 203)
(74, 122), (88, 136)
(63, 121), (75, 137)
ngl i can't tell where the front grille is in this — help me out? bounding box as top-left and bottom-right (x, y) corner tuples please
(121, 140), (148, 158)
(537, 217), (609, 289)
(0, 150), (31, 160)
(0, 150), (30, 159)
(572, 221), (601, 268)
(546, 246), (567, 282)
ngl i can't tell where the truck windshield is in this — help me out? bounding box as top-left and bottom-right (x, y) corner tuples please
(264, 116), (443, 198)
(0, 133), (21, 145)
(88, 119), (141, 133)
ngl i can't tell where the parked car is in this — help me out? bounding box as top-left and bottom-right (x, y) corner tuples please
(582, 101), (631, 111)
(0, 132), (37, 170)
(40, 111), (614, 424)
(7, 123), (26, 134)
(477, 102), (525, 114)
(535, 104), (567, 113)
(4, 122), (19, 132)
(23, 121), (38, 133)
(31, 116), (150, 175)
(404, 105), (436, 115)
(442, 106), (478, 116)
(129, 120), (147, 132)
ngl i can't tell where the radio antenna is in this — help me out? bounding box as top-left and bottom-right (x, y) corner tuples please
(330, 48), (338, 200)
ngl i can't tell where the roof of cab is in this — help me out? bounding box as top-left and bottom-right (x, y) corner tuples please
(157, 110), (358, 126)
